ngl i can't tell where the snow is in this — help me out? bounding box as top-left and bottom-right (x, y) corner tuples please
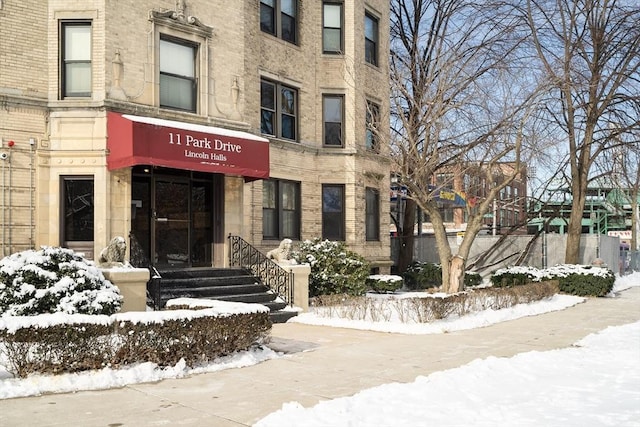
(255, 320), (640, 427)
(122, 114), (269, 142)
(0, 298), (270, 333)
(291, 293), (586, 334)
(0, 273), (638, 427)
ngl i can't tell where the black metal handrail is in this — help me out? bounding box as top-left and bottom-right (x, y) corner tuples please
(228, 235), (294, 306)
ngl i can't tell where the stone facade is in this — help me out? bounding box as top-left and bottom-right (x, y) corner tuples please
(0, 0), (391, 271)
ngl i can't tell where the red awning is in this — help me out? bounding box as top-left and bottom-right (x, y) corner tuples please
(107, 112), (269, 179)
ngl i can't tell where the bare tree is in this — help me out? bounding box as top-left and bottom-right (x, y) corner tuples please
(390, 0), (545, 292)
(524, 0), (640, 264)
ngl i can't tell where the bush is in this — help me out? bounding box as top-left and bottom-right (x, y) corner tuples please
(491, 264), (615, 297)
(403, 262), (441, 290)
(0, 302), (271, 377)
(291, 238), (370, 297)
(309, 281), (560, 323)
(464, 271), (483, 287)
(490, 266), (540, 287)
(0, 246), (123, 316)
(366, 275), (403, 293)
(541, 264), (614, 297)
(403, 262), (482, 290)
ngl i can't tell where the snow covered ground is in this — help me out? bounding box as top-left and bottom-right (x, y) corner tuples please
(255, 273), (640, 427)
(256, 320), (640, 427)
(0, 272), (638, 427)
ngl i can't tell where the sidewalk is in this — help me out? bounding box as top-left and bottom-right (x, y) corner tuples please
(1, 288), (639, 427)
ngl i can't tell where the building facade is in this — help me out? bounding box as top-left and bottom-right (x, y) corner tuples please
(0, 0), (391, 271)
(391, 162), (528, 237)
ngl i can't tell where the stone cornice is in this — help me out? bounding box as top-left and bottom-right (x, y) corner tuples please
(149, 1), (212, 38)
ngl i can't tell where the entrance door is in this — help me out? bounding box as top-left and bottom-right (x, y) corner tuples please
(131, 167), (217, 269)
(154, 178), (190, 267)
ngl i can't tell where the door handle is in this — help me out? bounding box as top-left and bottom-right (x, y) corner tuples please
(156, 217), (168, 222)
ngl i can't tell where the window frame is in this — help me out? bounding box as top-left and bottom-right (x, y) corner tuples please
(60, 20), (92, 99)
(260, 0), (276, 36)
(262, 179), (301, 240)
(159, 35), (198, 113)
(322, 184), (345, 241)
(366, 100), (380, 151)
(322, 2), (343, 54)
(323, 94), (344, 147)
(365, 187), (380, 241)
(261, 78), (298, 141)
(364, 12), (379, 66)
(260, 0), (298, 44)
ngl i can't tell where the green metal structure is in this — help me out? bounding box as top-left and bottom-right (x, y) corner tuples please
(527, 187), (637, 235)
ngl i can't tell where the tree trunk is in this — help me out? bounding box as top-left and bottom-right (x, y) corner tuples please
(396, 198), (416, 273)
(565, 216), (582, 264)
(445, 255), (465, 293)
(565, 162), (589, 264)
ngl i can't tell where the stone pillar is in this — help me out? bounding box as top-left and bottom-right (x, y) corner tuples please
(279, 263), (311, 312)
(102, 268), (150, 312)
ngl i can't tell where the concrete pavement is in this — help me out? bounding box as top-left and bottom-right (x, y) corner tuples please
(1, 287), (639, 427)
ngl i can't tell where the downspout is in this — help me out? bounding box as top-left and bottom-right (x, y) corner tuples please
(2, 158), (5, 256)
(8, 148), (11, 252)
(30, 138), (35, 248)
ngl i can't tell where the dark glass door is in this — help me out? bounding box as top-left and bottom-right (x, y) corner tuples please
(131, 167), (216, 269)
(154, 178), (190, 267)
(191, 180), (213, 267)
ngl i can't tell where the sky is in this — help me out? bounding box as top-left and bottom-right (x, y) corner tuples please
(0, 273), (639, 426)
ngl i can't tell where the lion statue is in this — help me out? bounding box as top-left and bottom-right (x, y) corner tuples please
(98, 236), (129, 268)
(266, 238), (297, 265)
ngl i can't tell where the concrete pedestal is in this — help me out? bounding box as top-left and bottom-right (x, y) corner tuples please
(101, 268), (150, 312)
(278, 263), (311, 311)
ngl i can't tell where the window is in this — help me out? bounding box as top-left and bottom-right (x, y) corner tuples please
(366, 187), (380, 241)
(366, 101), (380, 151)
(322, 184), (345, 240)
(261, 79), (298, 141)
(160, 36), (197, 112)
(263, 179), (301, 240)
(260, 0), (297, 44)
(364, 12), (378, 66)
(436, 173), (454, 188)
(323, 2), (343, 53)
(61, 21), (92, 98)
(62, 177), (94, 242)
(438, 204), (455, 222)
(323, 95), (343, 146)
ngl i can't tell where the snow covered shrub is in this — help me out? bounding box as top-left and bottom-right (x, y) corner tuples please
(464, 271), (482, 287)
(491, 264), (615, 297)
(0, 246), (122, 316)
(403, 262), (441, 290)
(291, 238), (370, 297)
(548, 265), (615, 297)
(366, 275), (403, 293)
(490, 266), (541, 287)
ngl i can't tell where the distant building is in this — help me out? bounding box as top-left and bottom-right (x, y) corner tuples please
(391, 162), (528, 236)
(528, 186), (639, 248)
